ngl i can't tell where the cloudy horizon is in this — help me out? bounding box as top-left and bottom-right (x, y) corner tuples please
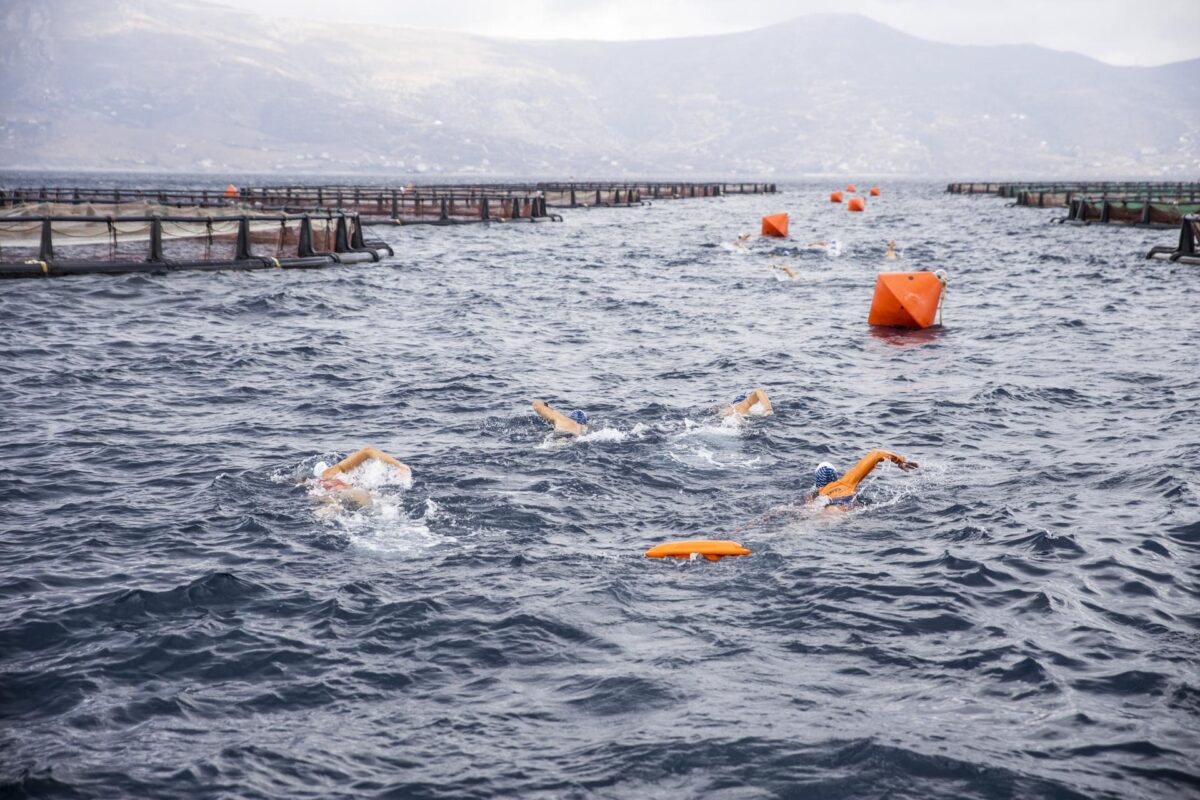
(204, 0), (1199, 67)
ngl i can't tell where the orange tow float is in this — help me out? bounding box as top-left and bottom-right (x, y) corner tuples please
(645, 540), (751, 561)
(847, 197), (866, 212)
(868, 271), (945, 329)
(760, 213), (789, 238)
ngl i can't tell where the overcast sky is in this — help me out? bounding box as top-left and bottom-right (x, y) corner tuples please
(207, 0), (1197, 66)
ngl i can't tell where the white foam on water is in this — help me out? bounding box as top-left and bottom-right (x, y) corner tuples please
(537, 422), (650, 448)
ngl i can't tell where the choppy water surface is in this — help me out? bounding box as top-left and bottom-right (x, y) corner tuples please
(2, 181), (1198, 799)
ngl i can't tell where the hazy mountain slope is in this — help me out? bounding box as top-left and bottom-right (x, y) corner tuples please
(1, 0), (1196, 176)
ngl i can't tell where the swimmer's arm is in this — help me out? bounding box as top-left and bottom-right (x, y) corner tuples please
(750, 387), (773, 416)
(837, 450), (913, 491)
(323, 446), (411, 478)
(722, 387), (773, 417)
(532, 400), (584, 435)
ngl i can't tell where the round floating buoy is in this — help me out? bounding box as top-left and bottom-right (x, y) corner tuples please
(645, 540), (751, 561)
(830, 191), (843, 203)
(761, 213), (789, 238)
(223, 183), (239, 198)
(868, 271), (944, 329)
(869, 187), (881, 197)
(846, 184), (858, 193)
(848, 197), (866, 212)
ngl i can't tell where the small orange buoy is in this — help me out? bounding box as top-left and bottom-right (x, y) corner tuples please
(223, 183), (239, 198)
(868, 272), (944, 329)
(847, 197), (866, 212)
(846, 184), (857, 193)
(830, 191), (843, 203)
(645, 540), (751, 561)
(761, 213), (789, 238)
(869, 187), (881, 197)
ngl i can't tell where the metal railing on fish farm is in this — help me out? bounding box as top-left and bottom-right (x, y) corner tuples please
(0, 210), (393, 279)
(1146, 215), (1200, 265)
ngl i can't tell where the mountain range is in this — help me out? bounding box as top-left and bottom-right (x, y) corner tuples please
(1, 0), (1197, 178)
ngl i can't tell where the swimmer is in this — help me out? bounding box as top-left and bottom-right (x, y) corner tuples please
(309, 446), (411, 509)
(532, 400), (588, 436)
(808, 450), (917, 510)
(885, 240), (897, 260)
(734, 232), (755, 248)
(720, 387), (774, 418)
(770, 264), (797, 279)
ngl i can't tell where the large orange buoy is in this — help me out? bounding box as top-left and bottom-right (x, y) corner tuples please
(868, 271), (944, 329)
(223, 183), (239, 197)
(869, 187), (881, 196)
(761, 213), (789, 238)
(645, 540), (751, 561)
(830, 191), (843, 203)
(847, 197), (866, 212)
(846, 184), (857, 193)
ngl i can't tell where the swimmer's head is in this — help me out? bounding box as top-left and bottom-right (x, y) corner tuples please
(732, 393), (748, 404)
(569, 410), (588, 426)
(814, 462), (838, 489)
(313, 461), (330, 477)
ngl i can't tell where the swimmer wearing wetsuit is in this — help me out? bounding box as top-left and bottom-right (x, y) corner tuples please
(810, 450), (917, 510)
(311, 446), (411, 509)
(721, 387), (774, 418)
(532, 400), (588, 436)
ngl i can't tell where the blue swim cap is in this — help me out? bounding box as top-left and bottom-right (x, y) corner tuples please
(733, 393), (748, 404)
(569, 410), (588, 425)
(814, 463), (838, 488)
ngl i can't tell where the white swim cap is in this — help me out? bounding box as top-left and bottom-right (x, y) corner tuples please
(313, 461), (330, 477)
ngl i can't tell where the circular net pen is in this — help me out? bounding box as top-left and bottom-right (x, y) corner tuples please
(0, 207), (393, 280)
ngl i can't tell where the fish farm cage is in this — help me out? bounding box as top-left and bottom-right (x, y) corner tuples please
(946, 181), (1200, 229)
(0, 187), (559, 226)
(946, 181), (1200, 199)
(0, 207), (393, 279)
(1146, 215), (1200, 265)
(1056, 195), (1200, 228)
(0, 179), (774, 280)
(2, 182), (775, 226)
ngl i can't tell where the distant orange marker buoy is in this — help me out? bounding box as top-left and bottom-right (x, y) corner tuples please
(869, 187), (881, 196)
(761, 213), (789, 238)
(830, 191), (843, 203)
(223, 183), (239, 198)
(868, 272), (944, 329)
(846, 184), (857, 193)
(645, 540), (751, 561)
(848, 197), (866, 212)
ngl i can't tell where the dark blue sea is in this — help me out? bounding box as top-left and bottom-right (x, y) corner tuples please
(2, 179), (1198, 799)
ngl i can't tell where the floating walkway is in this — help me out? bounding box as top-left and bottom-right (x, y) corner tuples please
(1146, 215), (1200, 265)
(0, 209), (392, 279)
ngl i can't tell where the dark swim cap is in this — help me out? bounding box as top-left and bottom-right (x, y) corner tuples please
(733, 393), (748, 404)
(814, 463), (838, 488)
(569, 410), (588, 425)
